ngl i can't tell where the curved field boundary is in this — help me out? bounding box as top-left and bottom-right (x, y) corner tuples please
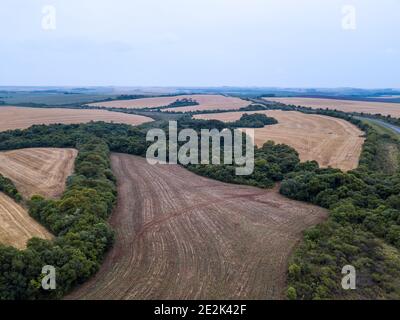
(68, 154), (327, 300)
(87, 94), (250, 112)
(0, 192), (53, 249)
(194, 110), (365, 171)
(0, 106), (153, 132)
(263, 97), (400, 118)
(0, 148), (77, 199)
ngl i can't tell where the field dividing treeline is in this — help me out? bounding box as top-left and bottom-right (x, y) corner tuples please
(0, 192), (53, 249)
(194, 110), (365, 171)
(0, 135), (117, 299)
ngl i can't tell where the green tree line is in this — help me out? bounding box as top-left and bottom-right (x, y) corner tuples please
(0, 135), (116, 299)
(0, 174), (22, 202)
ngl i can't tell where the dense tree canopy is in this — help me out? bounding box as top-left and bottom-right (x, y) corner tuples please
(0, 174), (22, 202)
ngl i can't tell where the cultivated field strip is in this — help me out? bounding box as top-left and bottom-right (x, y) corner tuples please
(0, 192), (53, 249)
(0, 148), (77, 199)
(88, 94), (250, 112)
(0, 106), (153, 132)
(194, 110), (365, 171)
(68, 154), (327, 300)
(263, 97), (400, 118)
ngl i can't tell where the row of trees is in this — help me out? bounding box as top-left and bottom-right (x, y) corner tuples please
(281, 120), (400, 299)
(228, 113), (278, 128)
(0, 134), (117, 299)
(0, 174), (22, 202)
(156, 98), (199, 110)
(188, 141), (300, 188)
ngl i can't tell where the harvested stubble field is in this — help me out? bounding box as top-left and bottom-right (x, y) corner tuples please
(69, 154), (327, 300)
(87, 94), (250, 112)
(0, 148), (77, 199)
(0, 106), (153, 132)
(263, 97), (400, 118)
(0, 192), (52, 249)
(194, 110), (365, 171)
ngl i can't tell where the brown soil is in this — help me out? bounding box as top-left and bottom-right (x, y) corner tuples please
(68, 154), (327, 300)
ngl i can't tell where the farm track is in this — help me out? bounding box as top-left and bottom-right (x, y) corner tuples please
(0, 148), (77, 199)
(68, 154), (327, 300)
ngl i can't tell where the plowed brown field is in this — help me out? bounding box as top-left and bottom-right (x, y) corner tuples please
(88, 95), (250, 112)
(0, 106), (153, 132)
(263, 97), (400, 118)
(0, 192), (52, 249)
(0, 148), (77, 199)
(194, 110), (365, 171)
(68, 154), (327, 300)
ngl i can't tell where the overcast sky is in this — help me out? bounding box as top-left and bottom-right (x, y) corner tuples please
(0, 0), (399, 88)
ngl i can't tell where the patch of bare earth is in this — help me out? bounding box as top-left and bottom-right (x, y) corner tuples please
(194, 110), (365, 171)
(263, 97), (400, 118)
(0, 192), (53, 249)
(87, 94), (250, 112)
(68, 154), (327, 300)
(0, 148), (77, 199)
(0, 106), (153, 132)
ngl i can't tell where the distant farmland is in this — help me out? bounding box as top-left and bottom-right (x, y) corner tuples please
(68, 154), (327, 300)
(0, 148), (77, 199)
(0, 106), (153, 132)
(194, 110), (365, 171)
(88, 94), (250, 112)
(263, 97), (400, 118)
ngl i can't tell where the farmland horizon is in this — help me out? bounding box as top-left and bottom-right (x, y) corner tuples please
(1, 85), (400, 90)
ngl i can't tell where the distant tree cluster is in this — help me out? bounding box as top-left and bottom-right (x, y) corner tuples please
(149, 98), (200, 111)
(228, 113), (278, 128)
(166, 98), (199, 108)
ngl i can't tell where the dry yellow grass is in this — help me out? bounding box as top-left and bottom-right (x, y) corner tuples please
(0, 148), (77, 199)
(0, 192), (52, 249)
(88, 94), (250, 112)
(0, 106), (153, 132)
(194, 110), (365, 171)
(263, 97), (400, 118)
